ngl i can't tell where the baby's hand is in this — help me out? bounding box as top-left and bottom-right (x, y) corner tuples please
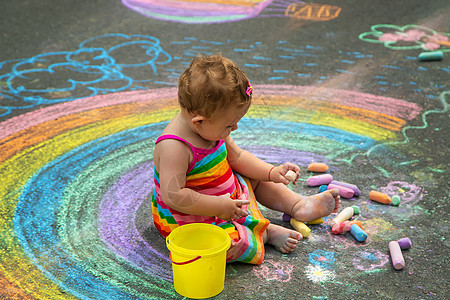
(269, 163), (301, 185)
(218, 193), (250, 221)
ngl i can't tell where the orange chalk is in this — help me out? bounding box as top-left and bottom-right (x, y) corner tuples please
(349, 220), (363, 229)
(369, 190), (391, 204)
(307, 162), (329, 173)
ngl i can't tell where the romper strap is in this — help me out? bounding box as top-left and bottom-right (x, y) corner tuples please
(155, 134), (197, 173)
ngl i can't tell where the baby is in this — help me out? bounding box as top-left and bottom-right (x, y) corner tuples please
(152, 54), (340, 264)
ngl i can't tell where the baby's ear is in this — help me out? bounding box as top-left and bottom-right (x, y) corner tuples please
(191, 114), (206, 130)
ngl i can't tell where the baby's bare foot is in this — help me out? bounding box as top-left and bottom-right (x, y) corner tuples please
(265, 224), (302, 253)
(291, 189), (341, 222)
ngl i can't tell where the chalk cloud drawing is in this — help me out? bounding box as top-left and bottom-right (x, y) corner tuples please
(122, 0), (341, 24)
(305, 265), (336, 283)
(0, 33), (171, 118)
(253, 259), (293, 282)
(359, 24), (450, 52)
(352, 249), (389, 271)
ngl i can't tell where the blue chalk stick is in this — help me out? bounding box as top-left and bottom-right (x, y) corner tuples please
(319, 185), (328, 193)
(350, 224), (367, 242)
(419, 51), (443, 61)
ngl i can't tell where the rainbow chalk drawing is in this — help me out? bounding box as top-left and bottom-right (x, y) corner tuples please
(0, 83), (435, 298)
(121, 0), (342, 24)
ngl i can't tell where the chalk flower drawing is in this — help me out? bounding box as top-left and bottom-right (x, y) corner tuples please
(308, 249), (336, 270)
(379, 181), (423, 205)
(352, 249), (389, 271)
(305, 265), (336, 283)
(359, 24), (450, 52)
(253, 259), (293, 282)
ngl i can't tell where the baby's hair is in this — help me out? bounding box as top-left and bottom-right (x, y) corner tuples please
(178, 54), (251, 118)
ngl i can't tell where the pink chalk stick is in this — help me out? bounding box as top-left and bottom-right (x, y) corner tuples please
(331, 221), (351, 234)
(389, 241), (405, 270)
(328, 183), (355, 198)
(307, 174), (333, 187)
(330, 180), (361, 196)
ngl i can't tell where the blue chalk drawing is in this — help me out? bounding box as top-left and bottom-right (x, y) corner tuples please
(308, 250), (336, 270)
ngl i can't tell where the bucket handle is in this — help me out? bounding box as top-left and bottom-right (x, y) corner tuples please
(170, 253), (201, 265)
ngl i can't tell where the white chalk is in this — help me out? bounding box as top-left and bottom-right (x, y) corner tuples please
(285, 170), (297, 182)
(389, 241), (405, 270)
(330, 206), (355, 226)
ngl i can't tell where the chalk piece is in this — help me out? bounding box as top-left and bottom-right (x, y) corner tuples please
(352, 206), (360, 215)
(282, 213), (292, 222)
(389, 241), (405, 270)
(319, 184), (328, 193)
(330, 206), (355, 226)
(369, 190), (392, 204)
(307, 174), (333, 186)
(332, 221), (351, 234)
(330, 180), (361, 196)
(307, 218), (324, 225)
(285, 170), (297, 182)
(328, 183), (354, 198)
(349, 220), (363, 229)
(391, 195), (401, 206)
(397, 237), (412, 250)
(307, 162), (329, 173)
(290, 218), (310, 238)
(419, 51), (443, 61)
(350, 224), (367, 242)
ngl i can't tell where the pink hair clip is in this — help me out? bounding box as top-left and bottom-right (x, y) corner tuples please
(246, 82), (253, 97)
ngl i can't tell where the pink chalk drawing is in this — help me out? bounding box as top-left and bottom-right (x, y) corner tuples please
(253, 259), (293, 282)
(359, 24), (450, 52)
(379, 181), (423, 206)
(353, 249), (389, 271)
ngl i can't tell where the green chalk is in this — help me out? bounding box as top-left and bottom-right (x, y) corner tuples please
(352, 206), (360, 214)
(419, 51), (443, 61)
(391, 195), (401, 206)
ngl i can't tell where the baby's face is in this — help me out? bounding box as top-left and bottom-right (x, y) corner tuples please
(199, 102), (250, 141)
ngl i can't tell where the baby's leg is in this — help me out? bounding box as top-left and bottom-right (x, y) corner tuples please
(263, 223), (302, 253)
(252, 180), (340, 222)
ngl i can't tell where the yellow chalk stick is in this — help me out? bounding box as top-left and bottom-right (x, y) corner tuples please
(290, 218), (311, 238)
(307, 218), (324, 225)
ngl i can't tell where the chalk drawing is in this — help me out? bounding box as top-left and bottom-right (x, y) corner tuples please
(285, 2), (342, 21)
(352, 249), (389, 272)
(359, 24), (450, 52)
(121, 0), (341, 24)
(0, 33), (171, 118)
(304, 265), (336, 283)
(253, 259), (293, 282)
(308, 250), (336, 270)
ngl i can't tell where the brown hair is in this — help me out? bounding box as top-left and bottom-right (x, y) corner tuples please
(178, 54), (251, 118)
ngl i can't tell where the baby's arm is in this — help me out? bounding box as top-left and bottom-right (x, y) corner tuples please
(225, 136), (300, 184)
(155, 139), (249, 220)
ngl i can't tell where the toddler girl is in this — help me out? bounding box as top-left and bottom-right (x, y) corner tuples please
(152, 54), (340, 264)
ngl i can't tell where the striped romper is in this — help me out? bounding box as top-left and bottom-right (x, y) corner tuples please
(152, 135), (270, 264)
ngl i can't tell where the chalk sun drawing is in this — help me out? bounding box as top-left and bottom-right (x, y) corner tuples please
(359, 24), (450, 52)
(305, 265), (336, 283)
(121, 0), (341, 24)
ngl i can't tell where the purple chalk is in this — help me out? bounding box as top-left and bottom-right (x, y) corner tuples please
(282, 213), (292, 222)
(330, 180), (361, 196)
(397, 237), (412, 250)
(328, 183), (355, 199)
(307, 174), (333, 187)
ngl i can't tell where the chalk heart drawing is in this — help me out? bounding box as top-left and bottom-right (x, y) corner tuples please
(121, 0), (341, 24)
(359, 24), (450, 52)
(253, 259), (293, 282)
(353, 249), (389, 272)
(0, 85), (425, 299)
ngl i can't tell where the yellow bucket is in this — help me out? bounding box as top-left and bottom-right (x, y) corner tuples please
(166, 223), (231, 299)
